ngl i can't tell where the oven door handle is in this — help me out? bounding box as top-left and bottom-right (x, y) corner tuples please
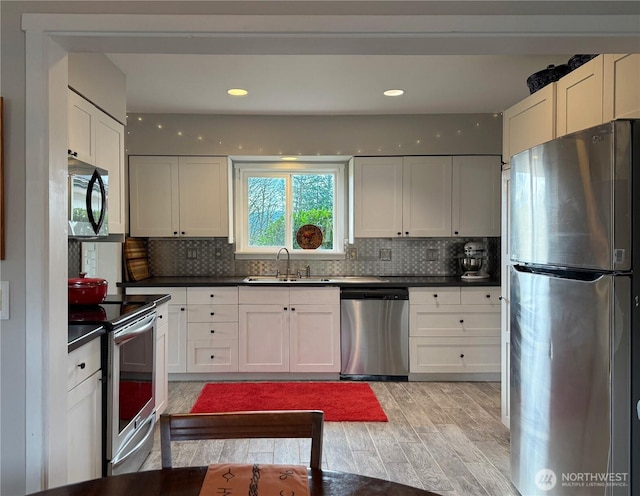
(110, 414), (156, 470)
(113, 313), (156, 345)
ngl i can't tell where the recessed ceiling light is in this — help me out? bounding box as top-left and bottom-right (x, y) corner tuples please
(227, 88), (248, 96)
(383, 89), (405, 97)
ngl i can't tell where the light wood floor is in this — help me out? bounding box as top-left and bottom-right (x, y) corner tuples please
(141, 381), (519, 496)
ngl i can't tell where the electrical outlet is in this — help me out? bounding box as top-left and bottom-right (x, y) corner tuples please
(380, 248), (392, 261)
(348, 248), (357, 260)
(427, 248), (439, 261)
(0, 281), (9, 320)
(186, 248), (198, 260)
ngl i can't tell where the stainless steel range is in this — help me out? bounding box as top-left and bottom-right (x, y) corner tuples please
(69, 300), (157, 475)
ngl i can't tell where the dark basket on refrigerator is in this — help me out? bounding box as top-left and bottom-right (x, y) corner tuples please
(568, 54), (598, 71)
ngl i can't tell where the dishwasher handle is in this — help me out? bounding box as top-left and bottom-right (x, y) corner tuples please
(340, 287), (408, 300)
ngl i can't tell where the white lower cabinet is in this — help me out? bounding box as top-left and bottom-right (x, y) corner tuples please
(186, 287), (239, 373)
(238, 287), (340, 373)
(155, 301), (169, 419)
(409, 286), (501, 377)
(67, 338), (102, 484)
(125, 288), (188, 373)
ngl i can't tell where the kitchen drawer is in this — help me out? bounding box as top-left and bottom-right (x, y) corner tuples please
(187, 339), (239, 373)
(126, 287), (186, 305)
(289, 287), (339, 305)
(461, 287), (501, 306)
(239, 287), (289, 305)
(67, 338), (101, 391)
(187, 304), (238, 323)
(410, 309), (500, 337)
(409, 287), (460, 305)
(409, 336), (501, 374)
(187, 287), (238, 305)
(188, 322), (239, 340)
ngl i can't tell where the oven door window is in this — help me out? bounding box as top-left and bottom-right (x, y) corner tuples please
(118, 330), (154, 433)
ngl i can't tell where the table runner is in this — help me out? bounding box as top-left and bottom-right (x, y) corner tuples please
(199, 463), (310, 496)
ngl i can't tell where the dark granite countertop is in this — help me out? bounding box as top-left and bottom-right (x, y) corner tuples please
(118, 275), (500, 288)
(67, 323), (105, 353)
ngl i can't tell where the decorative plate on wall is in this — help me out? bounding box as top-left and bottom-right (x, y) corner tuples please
(296, 224), (323, 249)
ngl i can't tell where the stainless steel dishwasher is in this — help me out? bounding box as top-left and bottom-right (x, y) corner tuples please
(340, 287), (409, 381)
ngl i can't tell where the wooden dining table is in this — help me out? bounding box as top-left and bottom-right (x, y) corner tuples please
(28, 466), (443, 496)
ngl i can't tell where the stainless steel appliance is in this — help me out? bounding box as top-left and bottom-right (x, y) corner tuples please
(69, 300), (157, 475)
(509, 120), (638, 495)
(340, 287), (409, 380)
(68, 157), (109, 238)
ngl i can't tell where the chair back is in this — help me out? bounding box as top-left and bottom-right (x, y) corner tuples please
(160, 410), (324, 469)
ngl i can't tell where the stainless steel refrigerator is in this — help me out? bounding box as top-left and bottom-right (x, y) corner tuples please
(509, 120), (639, 496)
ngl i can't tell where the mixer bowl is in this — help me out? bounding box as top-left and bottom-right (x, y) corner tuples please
(460, 257), (483, 272)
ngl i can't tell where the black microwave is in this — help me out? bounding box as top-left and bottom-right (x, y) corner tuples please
(68, 158), (109, 238)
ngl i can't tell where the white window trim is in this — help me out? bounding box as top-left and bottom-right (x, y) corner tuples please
(233, 158), (348, 259)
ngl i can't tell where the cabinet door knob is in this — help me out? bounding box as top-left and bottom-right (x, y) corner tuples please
(210, 329), (215, 334)
(210, 355), (215, 360)
(284, 307), (288, 311)
(433, 294), (438, 298)
(158, 314), (163, 319)
(210, 294), (214, 298)
(498, 296), (503, 301)
(78, 362), (86, 370)
(405, 231), (409, 236)
(397, 232), (402, 236)
(454, 231), (459, 235)
(173, 231), (178, 235)
(210, 312), (215, 316)
(460, 354), (465, 358)
(291, 307), (295, 311)
(181, 231), (186, 235)
(181, 307), (185, 311)
(486, 294), (491, 299)
(459, 319), (464, 324)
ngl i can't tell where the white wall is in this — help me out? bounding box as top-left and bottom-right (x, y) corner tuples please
(68, 53), (126, 123)
(126, 113), (502, 157)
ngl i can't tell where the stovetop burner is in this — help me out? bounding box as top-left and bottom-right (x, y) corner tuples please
(69, 301), (153, 328)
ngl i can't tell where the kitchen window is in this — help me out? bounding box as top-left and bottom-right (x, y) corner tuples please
(234, 160), (347, 258)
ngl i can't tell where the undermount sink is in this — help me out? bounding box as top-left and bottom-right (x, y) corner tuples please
(242, 275), (388, 284)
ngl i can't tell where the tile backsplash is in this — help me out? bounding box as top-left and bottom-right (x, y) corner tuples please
(147, 237), (500, 278)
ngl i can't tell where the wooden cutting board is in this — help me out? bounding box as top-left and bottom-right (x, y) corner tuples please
(123, 237), (151, 281)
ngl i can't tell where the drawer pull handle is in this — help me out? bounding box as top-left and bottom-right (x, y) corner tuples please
(181, 307), (185, 311)
(284, 307), (288, 311)
(210, 312), (215, 316)
(210, 329), (215, 334)
(291, 307), (295, 311)
(78, 362), (86, 370)
(486, 294), (491, 299)
(460, 354), (465, 358)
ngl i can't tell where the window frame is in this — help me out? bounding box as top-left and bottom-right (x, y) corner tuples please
(234, 160), (347, 259)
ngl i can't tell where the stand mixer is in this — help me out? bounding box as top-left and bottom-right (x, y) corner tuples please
(460, 241), (490, 280)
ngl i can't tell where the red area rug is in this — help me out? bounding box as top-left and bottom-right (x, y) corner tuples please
(190, 382), (388, 422)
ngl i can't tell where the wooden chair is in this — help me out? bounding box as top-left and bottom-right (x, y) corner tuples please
(160, 410), (324, 469)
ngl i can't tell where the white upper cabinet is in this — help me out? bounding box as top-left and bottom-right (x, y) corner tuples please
(95, 111), (125, 234)
(355, 156), (452, 238)
(68, 89), (126, 233)
(502, 84), (556, 167)
(603, 53), (640, 121)
(402, 156), (453, 237)
(556, 56), (604, 137)
(129, 156), (228, 238)
(452, 156), (501, 237)
(354, 156), (403, 237)
(68, 91), (96, 164)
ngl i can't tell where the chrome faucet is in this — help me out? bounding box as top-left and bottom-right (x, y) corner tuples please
(276, 247), (290, 279)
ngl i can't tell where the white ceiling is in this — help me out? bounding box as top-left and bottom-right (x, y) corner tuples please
(52, 0), (638, 116)
(106, 53), (572, 115)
